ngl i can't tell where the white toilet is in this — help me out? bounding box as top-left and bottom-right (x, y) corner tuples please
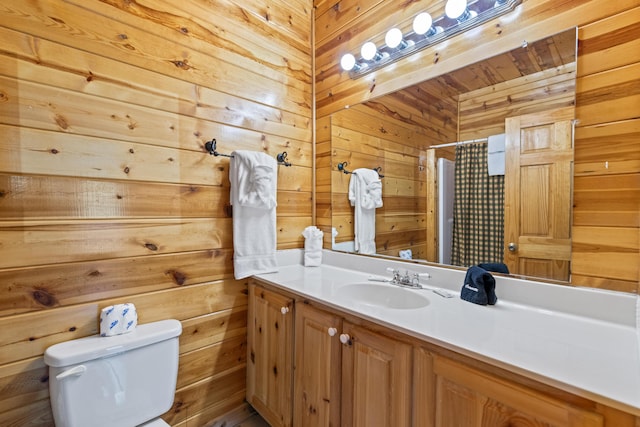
(44, 319), (182, 427)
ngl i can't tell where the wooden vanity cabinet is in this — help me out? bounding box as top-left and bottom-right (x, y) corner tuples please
(293, 302), (342, 427)
(432, 356), (604, 427)
(248, 280), (634, 427)
(247, 282), (295, 427)
(294, 302), (412, 427)
(340, 320), (412, 427)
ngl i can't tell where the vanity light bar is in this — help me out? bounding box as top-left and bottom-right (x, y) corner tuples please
(341, 0), (522, 78)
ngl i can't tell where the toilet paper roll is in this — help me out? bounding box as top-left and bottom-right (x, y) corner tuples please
(121, 303), (138, 333)
(399, 249), (413, 260)
(100, 303), (138, 337)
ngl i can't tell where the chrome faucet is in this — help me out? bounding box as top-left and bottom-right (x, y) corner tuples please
(384, 268), (430, 289)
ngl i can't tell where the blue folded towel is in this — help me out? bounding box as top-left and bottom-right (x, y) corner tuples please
(478, 262), (510, 274)
(460, 266), (497, 306)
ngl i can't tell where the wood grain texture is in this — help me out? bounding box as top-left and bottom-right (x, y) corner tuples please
(0, 0), (312, 425)
(573, 6), (640, 290)
(434, 356), (605, 427)
(330, 103), (429, 256)
(315, 0), (637, 117)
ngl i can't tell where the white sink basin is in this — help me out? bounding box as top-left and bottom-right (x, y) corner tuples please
(337, 283), (430, 309)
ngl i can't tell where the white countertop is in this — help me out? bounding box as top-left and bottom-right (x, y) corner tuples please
(255, 249), (640, 415)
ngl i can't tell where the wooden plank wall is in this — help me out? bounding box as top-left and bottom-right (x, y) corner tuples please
(314, 0), (639, 294)
(330, 104), (434, 259)
(573, 6), (640, 292)
(458, 63), (577, 141)
(0, 0), (312, 426)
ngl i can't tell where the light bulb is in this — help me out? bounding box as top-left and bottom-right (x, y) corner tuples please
(413, 12), (433, 35)
(340, 53), (356, 71)
(361, 42), (378, 61)
(445, 0), (468, 19)
(385, 28), (404, 49)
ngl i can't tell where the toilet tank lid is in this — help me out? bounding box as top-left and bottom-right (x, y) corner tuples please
(44, 319), (182, 367)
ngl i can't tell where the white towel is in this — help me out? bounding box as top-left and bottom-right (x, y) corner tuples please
(348, 168), (382, 255)
(487, 133), (506, 176)
(230, 150), (278, 279)
(302, 226), (324, 267)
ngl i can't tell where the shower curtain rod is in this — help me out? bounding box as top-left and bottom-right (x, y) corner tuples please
(430, 137), (488, 149)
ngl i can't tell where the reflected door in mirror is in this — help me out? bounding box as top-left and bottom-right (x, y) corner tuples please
(504, 107), (574, 281)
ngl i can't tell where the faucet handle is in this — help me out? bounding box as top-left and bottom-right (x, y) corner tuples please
(411, 272), (431, 286)
(385, 267), (401, 281)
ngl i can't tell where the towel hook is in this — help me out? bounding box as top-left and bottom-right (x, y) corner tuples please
(373, 166), (384, 178)
(337, 162), (351, 174)
(204, 138), (234, 158)
(277, 152), (292, 167)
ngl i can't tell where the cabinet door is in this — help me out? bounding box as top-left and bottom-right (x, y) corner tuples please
(294, 303), (343, 427)
(247, 283), (294, 427)
(434, 356), (603, 427)
(341, 322), (412, 427)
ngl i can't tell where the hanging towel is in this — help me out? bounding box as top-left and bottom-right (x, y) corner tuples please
(230, 150), (278, 279)
(348, 168), (382, 254)
(487, 133), (506, 176)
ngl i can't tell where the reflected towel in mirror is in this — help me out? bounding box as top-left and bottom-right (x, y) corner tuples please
(348, 168), (382, 254)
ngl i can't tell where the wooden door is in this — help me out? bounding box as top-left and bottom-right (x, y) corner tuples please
(504, 107), (574, 280)
(294, 303), (343, 427)
(340, 322), (412, 427)
(433, 356), (603, 427)
(247, 282), (294, 427)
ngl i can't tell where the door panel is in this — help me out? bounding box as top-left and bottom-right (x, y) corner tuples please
(294, 304), (342, 427)
(504, 107), (574, 281)
(340, 322), (412, 427)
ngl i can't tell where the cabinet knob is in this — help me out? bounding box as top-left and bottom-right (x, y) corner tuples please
(328, 327), (338, 336)
(339, 333), (351, 345)
(508, 242), (518, 252)
(280, 306), (289, 315)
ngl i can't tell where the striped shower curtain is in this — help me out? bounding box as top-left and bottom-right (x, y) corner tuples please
(450, 142), (505, 267)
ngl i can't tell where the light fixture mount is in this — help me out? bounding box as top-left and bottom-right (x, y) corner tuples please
(341, 0), (522, 78)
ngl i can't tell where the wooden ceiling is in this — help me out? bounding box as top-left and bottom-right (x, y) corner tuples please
(363, 28), (577, 131)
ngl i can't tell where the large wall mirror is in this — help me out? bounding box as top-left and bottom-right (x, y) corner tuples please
(330, 28), (577, 283)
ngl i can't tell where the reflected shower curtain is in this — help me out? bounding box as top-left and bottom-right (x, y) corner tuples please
(451, 142), (505, 267)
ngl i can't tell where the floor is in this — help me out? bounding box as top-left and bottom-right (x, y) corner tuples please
(236, 412), (269, 427)
(207, 404), (269, 427)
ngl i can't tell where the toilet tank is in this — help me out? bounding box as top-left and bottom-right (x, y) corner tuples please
(44, 319), (182, 427)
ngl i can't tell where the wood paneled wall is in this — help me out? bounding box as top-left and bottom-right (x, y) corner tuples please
(314, 0), (639, 293)
(573, 6), (640, 291)
(0, 0), (312, 426)
(458, 63), (577, 141)
(330, 104), (432, 258)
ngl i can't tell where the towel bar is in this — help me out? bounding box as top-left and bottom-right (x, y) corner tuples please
(204, 139), (234, 158)
(204, 138), (292, 166)
(337, 161), (384, 178)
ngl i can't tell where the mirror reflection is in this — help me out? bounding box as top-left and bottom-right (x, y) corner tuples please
(330, 28), (577, 282)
